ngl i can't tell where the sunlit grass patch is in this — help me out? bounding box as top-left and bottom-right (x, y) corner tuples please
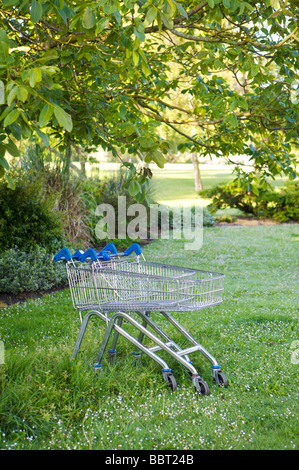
(0, 224), (298, 450)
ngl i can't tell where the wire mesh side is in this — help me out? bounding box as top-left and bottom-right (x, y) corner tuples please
(66, 263), (224, 311)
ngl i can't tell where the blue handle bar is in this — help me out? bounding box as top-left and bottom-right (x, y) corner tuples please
(54, 243), (142, 263)
(124, 243), (143, 257)
(54, 248), (73, 262)
(99, 242), (118, 255)
(79, 249), (111, 262)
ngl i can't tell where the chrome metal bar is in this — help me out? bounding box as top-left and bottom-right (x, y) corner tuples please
(176, 345), (202, 356)
(160, 311), (219, 367)
(149, 341), (176, 353)
(95, 311), (199, 375)
(95, 312), (170, 370)
(72, 309), (106, 360)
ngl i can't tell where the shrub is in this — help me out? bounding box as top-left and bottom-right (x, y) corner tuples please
(199, 181), (255, 215)
(89, 171), (153, 243)
(200, 181), (299, 222)
(0, 170), (66, 252)
(0, 247), (68, 294)
(43, 168), (95, 247)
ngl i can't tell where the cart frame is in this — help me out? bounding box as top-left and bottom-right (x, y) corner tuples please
(54, 243), (228, 393)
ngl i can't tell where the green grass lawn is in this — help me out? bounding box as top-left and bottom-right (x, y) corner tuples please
(151, 163), (235, 207)
(150, 163), (290, 208)
(0, 224), (298, 450)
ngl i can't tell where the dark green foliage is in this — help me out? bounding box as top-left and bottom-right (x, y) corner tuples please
(0, 246), (67, 294)
(0, 171), (66, 252)
(88, 171), (153, 243)
(200, 181), (299, 222)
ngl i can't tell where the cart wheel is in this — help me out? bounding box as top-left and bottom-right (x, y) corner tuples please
(166, 373), (177, 392)
(193, 377), (210, 396)
(214, 371), (228, 388)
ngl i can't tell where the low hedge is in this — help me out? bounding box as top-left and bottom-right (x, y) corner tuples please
(200, 180), (299, 222)
(0, 247), (68, 294)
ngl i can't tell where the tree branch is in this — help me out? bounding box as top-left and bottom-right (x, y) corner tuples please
(144, 2), (208, 34)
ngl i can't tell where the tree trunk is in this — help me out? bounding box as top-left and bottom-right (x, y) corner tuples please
(192, 153), (203, 192)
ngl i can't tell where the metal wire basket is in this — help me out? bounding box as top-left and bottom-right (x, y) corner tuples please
(66, 260), (224, 312)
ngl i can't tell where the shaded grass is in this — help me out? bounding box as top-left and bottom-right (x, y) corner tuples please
(0, 224), (298, 450)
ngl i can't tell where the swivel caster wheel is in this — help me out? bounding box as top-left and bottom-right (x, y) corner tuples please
(193, 376), (210, 396)
(162, 370), (177, 392)
(213, 370), (228, 388)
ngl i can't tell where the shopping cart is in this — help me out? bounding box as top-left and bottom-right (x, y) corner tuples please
(54, 243), (227, 394)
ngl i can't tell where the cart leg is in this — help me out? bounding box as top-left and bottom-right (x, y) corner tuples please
(135, 310), (192, 362)
(160, 311), (227, 387)
(72, 309), (107, 360)
(95, 312), (172, 374)
(96, 311), (211, 393)
(133, 311), (179, 366)
(133, 312), (149, 366)
(108, 317), (123, 364)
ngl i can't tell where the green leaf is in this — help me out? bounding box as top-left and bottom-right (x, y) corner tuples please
(30, 0), (43, 23)
(132, 50), (140, 66)
(7, 86), (18, 106)
(243, 2), (254, 11)
(141, 60), (151, 77)
(223, 0), (230, 8)
(96, 17), (109, 34)
(0, 80), (5, 104)
(16, 86), (29, 103)
(156, 11), (162, 32)
(82, 7), (96, 29)
(37, 50), (59, 63)
(160, 12), (173, 29)
(214, 59), (224, 69)
(0, 154), (9, 170)
(144, 6), (157, 26)
(118, 104), (127, 120)
(134, 27), (145, 42)
(251, 64), (259, 77)
(39, 104), (53, 127)
(57, 6), (76, 24)
(5, 173), (15, 190)
(29, 68), (42, 87)
(230, 113), (239, 128)
(5, 139), (20, 157)
(152, 151), (165, 168)
(3, 109), (20, 127)
(54, 106), (73, 132)
(176, 3), (188, 18)
(35, 128), (49, 146)
(128, 180), (140, 197)
(208, 0), (215, 8)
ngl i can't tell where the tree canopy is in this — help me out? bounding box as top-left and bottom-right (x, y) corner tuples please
(0, 0), (298, 197)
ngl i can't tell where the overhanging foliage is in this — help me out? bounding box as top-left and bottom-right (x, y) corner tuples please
(0, 0), (298, 197)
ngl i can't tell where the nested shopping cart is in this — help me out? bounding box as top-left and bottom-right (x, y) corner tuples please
(54, 243), (227, 394)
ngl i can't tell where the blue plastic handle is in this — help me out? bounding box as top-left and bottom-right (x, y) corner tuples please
(54, 243), (142, 263)
(79, 249), (111, 262)
(54, 248), (72, 262)
(123, 243), (143, 257)
(99, 242), (118, 255)
(79, 248), (99, 262)
(72, 249), (85, 260)
(100, 251), (111, 261)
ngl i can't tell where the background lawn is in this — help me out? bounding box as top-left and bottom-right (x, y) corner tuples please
(87, 161), (290, 210)
(151, 163), (235, 207)
(0, 224), (298, 450)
